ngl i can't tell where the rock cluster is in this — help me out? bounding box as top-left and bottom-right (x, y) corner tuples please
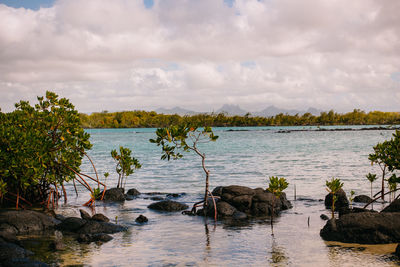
(200, 185), (292, 219)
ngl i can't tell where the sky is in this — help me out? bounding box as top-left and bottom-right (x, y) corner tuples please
(0, 0), (399, 113)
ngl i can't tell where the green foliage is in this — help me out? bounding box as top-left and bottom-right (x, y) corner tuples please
(111, 146), (141, 189)
(267, 176), (289, 198)
(349, 190), (355, 208)
(91, 188), (102, 200)
(325, 177), (344, 218)
(0, 91), (92, 204)
(79, 109), (400, 128)
(366, 173), (377, 183)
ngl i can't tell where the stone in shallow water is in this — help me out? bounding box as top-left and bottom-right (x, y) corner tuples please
(77, 221), (127, 235)
(148, 200), (189, 212)
(135, 215), (148, 223)
(77, 233), (113, 243)
(353, 195), (372, 203)
(103, 188), (125, 202)
(91, 213), (110, 223)
(56, 217), (87, 232)
(126, 188), (141, 196)
(79, 209), (91, 220)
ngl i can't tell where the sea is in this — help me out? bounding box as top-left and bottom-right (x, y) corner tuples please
(25, 126), (400, 266)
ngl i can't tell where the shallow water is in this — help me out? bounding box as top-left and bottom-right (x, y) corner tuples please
(37, 126), (400, 266)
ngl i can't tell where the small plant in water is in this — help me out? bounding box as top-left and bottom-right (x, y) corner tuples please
(111, 146), (141, 190)
(388, 174), (399, 202)
(325, 177), (344, 219)
(267, 176), (289, 233)
(349, 190), (355, 209)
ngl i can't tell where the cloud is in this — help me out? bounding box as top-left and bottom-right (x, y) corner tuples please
(0, 0), (399, 113)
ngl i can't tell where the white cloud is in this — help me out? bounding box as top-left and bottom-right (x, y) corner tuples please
(0, 0), (399, 113)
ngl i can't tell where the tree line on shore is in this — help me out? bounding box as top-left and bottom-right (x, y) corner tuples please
(79, 109), (400, 128)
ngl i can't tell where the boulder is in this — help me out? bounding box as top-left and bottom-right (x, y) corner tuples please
(77, 233), (113, 244)
(0, 210), (59, 235)
(0, 242), (33, 262)
(2, 258), (50, 267)
(103, 188), (125, 202)
(79, 209), (92, 220)
(381, 199), (400, 212)
(148, 200), (189, 212)
(91, 213), (110, 223)
(77, 220), (126, 235)
(232, 211), (247, 220)
(166, 193), (186, 198)
(324, 189), (349, 209)
(56, 217), (87, 232)
(320, 212), (400, 244)
(126, 188), (140, 196)
(354, 195), (372, 203)
(338, 207), (376, 217)
(135, 215), (148, 223)
(320, 214), (329, 220)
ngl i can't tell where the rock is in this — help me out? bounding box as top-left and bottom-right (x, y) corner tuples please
(0, 242), (33, 262)
(148, 200), (189, 212)
(126, 188), (141, 196)
(354, 195), (372, 203)
(324, 189), (349, 209)
(77, 233), (113, 243)
(79, 209), (92, 220)
(395, 244), (400, 257)
(320, 212), (400, 244)
(125, 195), (135, 201)
(150, 197), (164, 201)
(0, 231), (19, 244)
(320, 214), (329, 220)
(338, 207), (376, 217)
(211, 186), (224, 196)
(91, 213), (110, 223)
(381, 199), (400, 212)
(56, 217), (87, 232)
(0, 210), (59, 235)
(49, 230), (65, 251)
(220, 185), (255, 203)
(216, 201), (237, 217)
(54, 214), (66, 221)
(232, 211), (247, 220)
(77, 220), (127, 235)
(103, 188), (125, 202)
(166, 193), (185, 198)
(2, 258), (50, 267)
(135, 215), (148, 223)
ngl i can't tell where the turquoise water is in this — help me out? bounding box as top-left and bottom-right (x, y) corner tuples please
(50, 126), (399, 266)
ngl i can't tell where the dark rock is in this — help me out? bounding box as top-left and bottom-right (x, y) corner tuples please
(320, 212), (400, 244)
(79, 209), (92, 220)
(211, 186), (224, 196)
(324, 189), (349, 209)
(354, 195), (372, 203)
(125, 194), (135, 201)
(216, 201), (237, 217)
(232, 211), (247, 220)
(0, 231), (19, 244)
(148, 200), (189, 212)
(0, 242), (33, 262)
(150, 196), (164, 201)
(126, 188), (140, 196)
(338, 207), (376, 217)
(135, 215), (148, 223)
(395, 244), (400, 257)
(77, 220), (126, 235)
(103, 188), (125, 202)
(49, 230), (64, 251)
(166, 193), (186, 198)
(77, 233), (113, 243)
(56, 217), (87, 232)
(54, 214), (66, 221)
(221, 185), (255, 203)
(381, 199), (400, 212)
(91, 213), (110, 223)
(2, 258), (49, 267)
(320, 214), (329, 220)
(0, 210), (59, 235)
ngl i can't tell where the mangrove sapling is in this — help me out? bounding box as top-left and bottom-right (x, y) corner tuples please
(366, 173), (377, 202)
(388, 174), (399, 202)
(349, 190), (355, 209)
(267, 176), (289, 233)
(150, 124), (218, 215)
(111, 146), (141, 190)
(325, 178), (344, 219)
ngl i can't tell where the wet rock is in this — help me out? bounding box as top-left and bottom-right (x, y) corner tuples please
(103, 188), (125, 202)
(79, 209), (92, 220)
(49, 230), (65, 251)
(220, 185), (255, 202)
(0, 242), (33, 262)
(211, 186), (224, 196)
(320, 214), (329, 220)
(125, 195), (135, 201)
(148, 200), (189, 212)
(56, 217), (87, 232)
(150, 196), (164, 201)
(338, 207), (376, 217)
(324, 189), (349, 209)
(232, 211), (247, 220)
(135, 215), (148, 223)
(216, 201), (237, 217)
(320, 212), (400, 244)
(166, 193), (186, 198)
(77, 220), (127, 235)
(54, 214), (66, 221)
(126, 188), (141, 196)
(354, 195), (372, 203)
(2, 258), (50, 267)
(77, 233), (113, 243)
(91, 213), (110, 223)
(381, 199), (400, 212)
(0, 210), (59, 235)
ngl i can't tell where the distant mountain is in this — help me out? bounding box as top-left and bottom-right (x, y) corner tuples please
(254, 105), (322, 117)
(155, 105), (323, 117)
(216, 104), (248, 116)
(155, 107), (198, 115)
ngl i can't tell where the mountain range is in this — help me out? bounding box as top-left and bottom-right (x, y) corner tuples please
(156, 104), (323, 117)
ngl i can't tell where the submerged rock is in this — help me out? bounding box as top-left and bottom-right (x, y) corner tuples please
(103, 188), (125, 202)
(91, 213), (110, 223)
(135, 215), (148, 223)
(56, 217), (87, 232)
(0, 242), (33, 262)
(126, 188), (141, 197)
(324, 189), (349, 209)
(320, 212), (400, 244)
(148, 200), (188, 212)
(77, 233), (113, 244)
(354, 195), (372, 203)
(77, 220), (127, 235)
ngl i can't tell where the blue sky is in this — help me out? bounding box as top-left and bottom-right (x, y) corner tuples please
(0, 0), (399, 113)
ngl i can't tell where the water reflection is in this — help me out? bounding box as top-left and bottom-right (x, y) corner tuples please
(268, 236), (289, 266)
